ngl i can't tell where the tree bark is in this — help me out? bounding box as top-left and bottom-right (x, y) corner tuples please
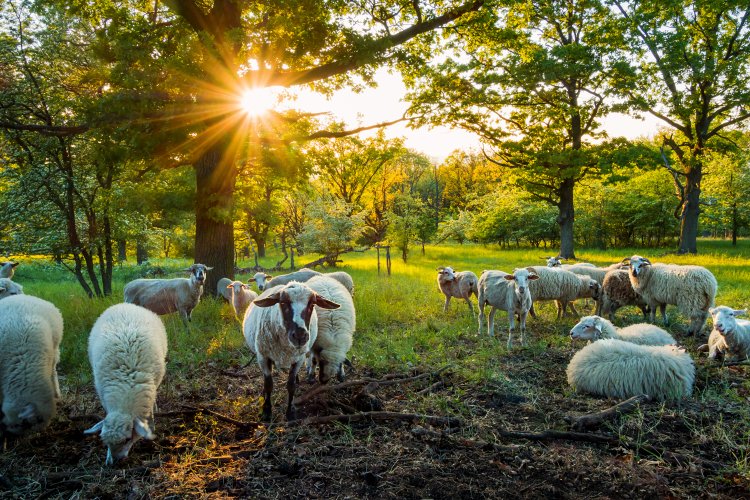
(194, 139), (236, 296)
(678, 166), (701, 254)
(136, 240), (149, 264)
(117, 240), (127, 262)
(557, 177), (576, 259)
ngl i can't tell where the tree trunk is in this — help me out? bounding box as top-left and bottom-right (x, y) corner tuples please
(194, 140), (237, 296)
(557, 177), (576, 259)
(117, 240), (127, 262)
(255, 238), (266, 258)
(732, 201), (738, 246)
(677, 167), (701, 254)
(137, 240), (149, 265)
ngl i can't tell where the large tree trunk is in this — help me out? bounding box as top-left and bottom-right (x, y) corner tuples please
(117, 240), (127, 262)
(677, 167), (701, 254)
(137, 241), (149, 264)
(194, 140), (237, 296)
(557, 177), (576, 259)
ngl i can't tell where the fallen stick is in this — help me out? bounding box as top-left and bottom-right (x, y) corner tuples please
(411, 426), (519, 453)
(565, 395), (651, 431)
(294, 370), (442, 405)
(288, 411), (462, 428)
(496, 429), (620, 445)
(416, 380), (445, 395)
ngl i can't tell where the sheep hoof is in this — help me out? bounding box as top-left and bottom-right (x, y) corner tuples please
(305, 373), (316, 384)
(261, 408), (272, 423)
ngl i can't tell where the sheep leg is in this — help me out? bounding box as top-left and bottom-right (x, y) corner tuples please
(567, 302), (580, 317)
(443, 296), (451, 312)
(659, 304), (669, 325)
(638, 304), (649, 320)
(647, 301), (658, 323)
(306, 349), (319, 383)
(519, 311), (528, 346)
(286, 362), (301, 421)
(555, 301), (564, 319)
(507, 310), (516, 350)
(477, 302), (485, 335)
(529, 303), (537, 319)
(488, 307), (497, 337)
(464, 297), (475, 317)
(261, 358), (274, 422)
(687, 312), (707, 336)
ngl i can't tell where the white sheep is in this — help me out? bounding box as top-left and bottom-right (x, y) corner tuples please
(124, 263), (213, 328)
(477, 268), (539, 349)
(0, 261), (18, 279)
(569, 315), (676, 346)
(84, 303), (168, 465)
(599, 269), (650, 321)
(243, 282), (340, 421)
(227, 280), (258, 319)
(528, 266), (584, 319)
(0, 295), (63, 436)
(706, 306), (750, 362)
(304, 275), (356, 383)
(437, 266), (479, 316)
(624, 255), (717, 336)
(566, 339), (694, 401)
(249, 271), (273, 292)
(217, 277), (233, 301)
(0, 278), (23, 300)
(324, 271), (355, 296)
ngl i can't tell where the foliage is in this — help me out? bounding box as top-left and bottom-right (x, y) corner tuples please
(298, 196), (367, 260)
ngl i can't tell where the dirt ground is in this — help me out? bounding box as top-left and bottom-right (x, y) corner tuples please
(2, 351), (750, 499)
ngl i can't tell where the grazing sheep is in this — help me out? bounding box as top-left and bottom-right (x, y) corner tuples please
(599, 269), (649, 321)
(437, 266), (479, 316)
(0, 295), (63, 436)
(566, 339), (694, 401)
(324, 271), (355, 296)
(572, 274), (602, 310)
(623, 255), (717, 335)
(528, 266), (584, 319)
(543, 256), (594, 269)
(0, 261), (18, 279)
(249, 271), (273, 292)
(84, 303), (168, 465)
(124, 263), (213, 328)
(0, 278), (23, 300)
(477, 268), (539, 349)
(217, 277), (233, 301)
(570, 315), (676, 346)
(227, 280), (258, 319)
(706, 306), (750, 362)
(243, 282), (340, 421)
(305, 275), (356, 383)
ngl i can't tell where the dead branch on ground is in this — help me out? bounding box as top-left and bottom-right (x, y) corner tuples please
(565, 395), (651, 431)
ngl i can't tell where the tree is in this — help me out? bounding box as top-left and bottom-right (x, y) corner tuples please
(298, 197), (366, 266)
(386, 193), (427, 262)
(611, 0), (750, 253)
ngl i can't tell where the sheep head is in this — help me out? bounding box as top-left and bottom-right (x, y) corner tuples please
(503, 268), (539, 295)
(85, 412), (155, 465)
(710, 306), (748, 337)
(249, 272), (273, 291)
(184, 263), (212, 284)
(569, 315), (604, 341)
(627, 255), (651, 277)
(437, 266), (457, 282)
(0, 278), (23, 300)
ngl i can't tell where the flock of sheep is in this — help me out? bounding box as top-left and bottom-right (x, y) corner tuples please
(437, 254), (748, 403)
(0, 252), (747, 467)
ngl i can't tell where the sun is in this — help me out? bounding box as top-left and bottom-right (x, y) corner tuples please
(238, 86), (281, 116)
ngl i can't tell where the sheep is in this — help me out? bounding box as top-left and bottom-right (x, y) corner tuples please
(0, 295), (63, 436)
(477, 268), (539, 349)
(84, 303), (168, 465)
(623, 255), (718, 336)
(570, 315), (676, 346)
(304, 275), (356, 383)
(706, 306), (750, 362)
(543, 256), (594, 269)
(124, 263), (213, 328)
(0, 261), (18, 279)
(227, 280), (258, 319)
(217, 277), (233, 301)
(599, 269), (649, 321)
(249, 271), (273, 292)
(566, 339), (695, 401)
(243, 282), (340, 421)
(573, 274), (602, 310)
(527, 266), (585, 319)
(324, 271), (355, 296)
(437, 266), (479, 316)
(0, 278), (23, 300)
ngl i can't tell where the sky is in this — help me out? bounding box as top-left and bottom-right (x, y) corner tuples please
(271, 68), (664, 162)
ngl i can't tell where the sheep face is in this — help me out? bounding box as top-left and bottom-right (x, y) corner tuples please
(543, 256), (563, 267)
(227, 281), (248, 296)
(504, 268), (539, 295)
(589, 280), (602, 300)
(0, 278), (23, 300)
(0, 261), (18, 278)
(254, 283), (340, 348)
(1, 401), (53, 436)
(570, 316), (603, 341)
(625, 255), (651, 278)
(85, 412), (155, 465)
(437, 266), (457, 282)
(250, 272), (273, 291)
(710, 306), (748, 338)
(184, 263), (212, 285)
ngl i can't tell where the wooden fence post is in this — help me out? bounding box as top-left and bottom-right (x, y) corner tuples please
(290, 247), (295, 270)
(385, 245), (391, 276)
(376, 245), (381, 276)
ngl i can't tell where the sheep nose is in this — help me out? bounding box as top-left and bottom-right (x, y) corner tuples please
(290, 328), (309, 347)
(518, 286), (525, 293)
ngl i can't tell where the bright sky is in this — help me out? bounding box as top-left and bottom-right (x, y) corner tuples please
(276, 68), (664, 163)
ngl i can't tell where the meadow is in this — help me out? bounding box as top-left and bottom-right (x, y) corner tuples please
(2, 240), (750, 498)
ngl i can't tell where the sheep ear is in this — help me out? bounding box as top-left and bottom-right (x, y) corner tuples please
(18, 403), (37, 421)
(642, 258), (651, 265)
(709, 307), (717, 315)
(248, 278), (256, 282)
(503, 274), (515, 281)
(253, 292), (282, 307)
(265, 274), (273, 279)
(134, 418), (155, 440)
(593, 317), (603, 333)
(241, 284), (249, 289)
(205, 266), (214, 271)
(84, 420), (105, 435)
(733, 309), (748, 317)
(314, 294), (340, 310)
(436, 266), (445, 271)
(620, 257), (631, 265)
(226, 284), (233, 289)
(528, 274), (539, 280)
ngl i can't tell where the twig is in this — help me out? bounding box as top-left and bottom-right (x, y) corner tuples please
(496, 429), (620, 445)
(155, 405), (263, 430)
(288, 411), (461, 428)
(416, 380), (445, 395)
(565, 395), (651, 431)
(411, 426), (519, 453)
(721, 360), (750, 367)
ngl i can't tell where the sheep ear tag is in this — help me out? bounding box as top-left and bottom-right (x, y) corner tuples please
(84, 420), (105, 435)
(134, 418), (155, 440)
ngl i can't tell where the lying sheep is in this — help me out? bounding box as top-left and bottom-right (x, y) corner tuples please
(437, 266), (479, 316)
(566, 339), (694, 401)
(624, 255), (717, 335)
(305, 275), (356, 383)
(0, 295), (63, 436)
(227, 280), (258, 319)
(599, 269), (649, 321)
(324, 271), (354, 296)
(124, 263), (212, 328)
(243, 282), (340, 421)
(477, 268), (539, 349)
(0, 278), (23, 300)
(0, 261), (18, 279)
(570, 315), (676, 346)
(217, 277), (233, 301)
(528, 266), (583, 319)
(84, 303), (168, 464)
(706, 306), (750, 362)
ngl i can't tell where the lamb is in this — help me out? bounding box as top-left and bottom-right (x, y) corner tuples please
(528, 266), (585, 319)
(217, 277), (233, 301)
(0, 295), (63, 436)
(599, 269), (649, 321)
(227, 280), (258, 319)
(706, 306), (750, 362)
(324, 271), (355, 296)
(249, 271), (273, 292)
(477, 268), (539, 349)
(304, 275), (356, 383)
(84, 303), (168, 464)
(570, 315), (676, 346)
(243, 282), (340, 421)
(437, 266), (479, 316)
(566, 339), (694, 401)
(0, 261), (18, 279)
(623, 255), (717, 335)
(124, 263), (213, 328)
(0, 278), (23, 300)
